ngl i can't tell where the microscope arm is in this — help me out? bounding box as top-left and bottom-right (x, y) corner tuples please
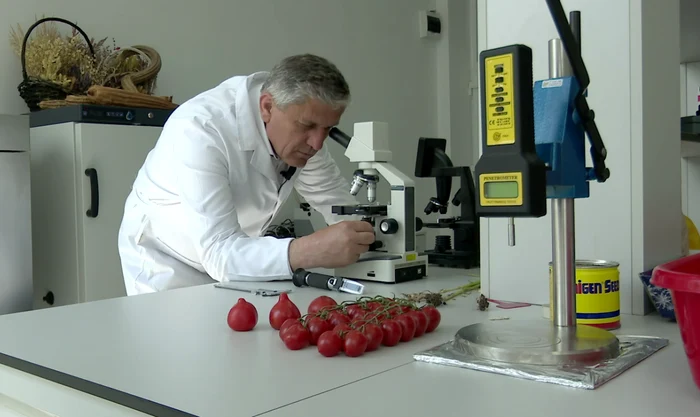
(359, 162), (415, 187)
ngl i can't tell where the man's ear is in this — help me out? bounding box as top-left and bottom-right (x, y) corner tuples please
(260, 93), (273, 123)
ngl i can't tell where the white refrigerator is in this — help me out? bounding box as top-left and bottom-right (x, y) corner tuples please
(29, 106), (171, 307)
(0, 115), (32, 315)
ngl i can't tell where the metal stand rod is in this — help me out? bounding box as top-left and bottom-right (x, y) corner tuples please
(551, 198), (576, 327)
(549, 37), (576, 328)
(507, 218), (515, 246)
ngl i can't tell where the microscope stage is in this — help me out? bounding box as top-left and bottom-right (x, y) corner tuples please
(331, 204), (388, 216)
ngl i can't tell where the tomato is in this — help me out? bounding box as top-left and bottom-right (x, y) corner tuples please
(308, 296), (337, 316)
(306, 317), (333, 345)
(282, 324), (310, 350)
(361, 322), (383, 352)
(401, 305), (413, 313)
(350, 318), (366, 329)
(410, 310), (429, 338)
(327, 311), (351, 327)
(317, 331), (343, 357)
(345, 304), (364, 319)
(396, 314), (416, 342)
(372, 310), (393, 323)
(227, 298), (258, 331)
(385, 305), (401, 317)
(333, 323), (352, 339)
(421, 305), (441, 333)
(279, 318), (300, 340)
(366, 301), (383, 311)
(380, 319), (402, 346)
(269, 293), (301, 330)
(343, 330), (368, 357)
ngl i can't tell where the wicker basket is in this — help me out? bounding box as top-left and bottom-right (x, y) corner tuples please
(17, 17), (95, 112)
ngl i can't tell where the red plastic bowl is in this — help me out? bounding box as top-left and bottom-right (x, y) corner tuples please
(651, 253), (700, 391)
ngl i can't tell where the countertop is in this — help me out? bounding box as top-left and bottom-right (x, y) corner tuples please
(0, 266), (696, 417)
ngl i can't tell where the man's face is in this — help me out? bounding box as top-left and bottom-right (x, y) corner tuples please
(260, 93), (344, 167)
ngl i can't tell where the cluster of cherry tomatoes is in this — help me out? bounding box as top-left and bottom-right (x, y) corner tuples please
(226, 292), (441, 358)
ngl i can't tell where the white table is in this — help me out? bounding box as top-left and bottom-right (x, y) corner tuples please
(261, 312), (699, 417)
(0, 266), (696, 417)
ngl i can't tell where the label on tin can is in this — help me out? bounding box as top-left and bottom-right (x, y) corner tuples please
(549, 260), (621, 329)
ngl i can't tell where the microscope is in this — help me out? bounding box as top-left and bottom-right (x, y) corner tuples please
(327, 121), (428, 283)
(414, 137), (480, 269)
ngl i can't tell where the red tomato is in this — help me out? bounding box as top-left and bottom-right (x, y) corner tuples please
(396, 314), (416, 342)
(282, 324), (310, 350)
(345, 304), (365, 320)
(421, 306), (441, 333)
(366, 301), (383, 311)
(380, 319), (402, 346)
(328, 311), (351, 327)
(362, 323), (383, 352)
(333, 323), (352, 339)
(269, 293), (301, 330)
(279, 318), (300, 340)
(306, 317), (333, 345)
(385, 305), (401, 317)
(344, 330), (368, 357)
(307, 296), (337, 315)
(373, 311), (393, 322)
(227, 298), (258, 331)
(317, 331), (343, 357)
(410, 310), (429, 338)
(350, 318), (366, 329)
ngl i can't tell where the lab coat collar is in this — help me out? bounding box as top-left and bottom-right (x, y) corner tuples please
(235, 72), (280, 183)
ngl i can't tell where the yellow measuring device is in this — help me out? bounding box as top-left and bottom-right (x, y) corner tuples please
(475, 44), (547, 217)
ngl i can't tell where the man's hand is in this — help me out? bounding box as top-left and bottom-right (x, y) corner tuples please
(288, 220), (375, 270)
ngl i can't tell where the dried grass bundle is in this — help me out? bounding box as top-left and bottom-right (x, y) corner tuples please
(8, 16), (166, 111)
(9, 17), (121, 93)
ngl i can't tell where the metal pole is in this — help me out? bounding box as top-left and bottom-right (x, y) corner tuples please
(508, 218), (515, 246)
(551, 199), (576, 327)
(549, 38), (576, 328)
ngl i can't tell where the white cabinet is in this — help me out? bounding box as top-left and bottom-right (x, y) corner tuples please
(30, 122), (162, 307)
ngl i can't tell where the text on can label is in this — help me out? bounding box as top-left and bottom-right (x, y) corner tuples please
(576, 279), (619, 295)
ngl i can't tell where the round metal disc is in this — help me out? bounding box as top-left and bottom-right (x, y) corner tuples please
(456, 319), (620, 366)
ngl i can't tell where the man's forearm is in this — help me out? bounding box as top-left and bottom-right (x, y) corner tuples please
(288, 236), (316, 271)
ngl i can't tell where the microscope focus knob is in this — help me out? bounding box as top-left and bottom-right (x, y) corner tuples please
(379, 219), (399, 234)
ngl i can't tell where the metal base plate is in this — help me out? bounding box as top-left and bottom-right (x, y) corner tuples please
(456, 319), (620, 366)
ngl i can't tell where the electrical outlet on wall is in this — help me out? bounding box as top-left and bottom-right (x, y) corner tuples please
(419, 10), (441, 39)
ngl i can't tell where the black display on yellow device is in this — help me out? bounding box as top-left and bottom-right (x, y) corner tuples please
(474, 44), (547, 217)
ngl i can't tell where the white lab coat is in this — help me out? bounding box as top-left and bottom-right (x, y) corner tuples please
(117, 72), (357, 295)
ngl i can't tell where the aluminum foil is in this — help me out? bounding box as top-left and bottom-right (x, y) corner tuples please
(413, 335), (668, 389)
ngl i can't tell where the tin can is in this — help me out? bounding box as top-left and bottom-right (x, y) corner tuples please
(549, 260), (621, 330)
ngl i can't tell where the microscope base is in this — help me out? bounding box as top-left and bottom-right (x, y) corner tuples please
(425, 250), (480, 269)
(333, 253), (428, 284)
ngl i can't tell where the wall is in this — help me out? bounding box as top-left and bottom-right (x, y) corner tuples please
(477, 0), (681, 316)
(632, 0), (682, 314)
(0, 0), (478, 242)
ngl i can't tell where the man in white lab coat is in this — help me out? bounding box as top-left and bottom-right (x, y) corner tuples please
(117, 54), (375, 295)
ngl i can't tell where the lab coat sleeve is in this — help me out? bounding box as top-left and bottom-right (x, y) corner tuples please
(294, 144), (360, 225)
(172, 118), (293, 282)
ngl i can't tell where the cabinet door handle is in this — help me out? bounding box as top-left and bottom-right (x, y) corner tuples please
(85, 168), (99, 218)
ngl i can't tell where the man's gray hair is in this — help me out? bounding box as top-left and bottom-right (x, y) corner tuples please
(261, 54), (350, 110)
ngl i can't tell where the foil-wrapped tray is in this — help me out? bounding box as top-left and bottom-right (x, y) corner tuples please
(414, 331), (668, 389)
